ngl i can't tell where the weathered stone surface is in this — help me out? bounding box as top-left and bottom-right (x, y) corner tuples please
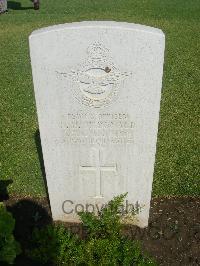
(29, 21), (165, 227)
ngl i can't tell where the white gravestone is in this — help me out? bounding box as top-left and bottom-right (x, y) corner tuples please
(0, 0), (7, 13)
(29, 21), (165, 228)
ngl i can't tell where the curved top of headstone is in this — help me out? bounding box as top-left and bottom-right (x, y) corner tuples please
(29, 21), (164, 38)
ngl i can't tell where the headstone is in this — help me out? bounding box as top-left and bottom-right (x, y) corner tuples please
(29, 21), (165, 228)
(0, 0), (7, 13)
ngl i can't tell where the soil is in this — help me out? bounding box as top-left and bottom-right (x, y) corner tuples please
(2, 195), (200, 266)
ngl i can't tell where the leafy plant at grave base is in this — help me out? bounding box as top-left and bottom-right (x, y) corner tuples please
(28, 194), (156, 266)
(27, 224), (83, 265)
(0, 203), (21, 264)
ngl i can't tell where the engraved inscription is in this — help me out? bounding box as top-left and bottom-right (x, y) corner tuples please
(57, 42), (132, 108)
(62, 113), (134, 145)
(80, 149), (117, 198)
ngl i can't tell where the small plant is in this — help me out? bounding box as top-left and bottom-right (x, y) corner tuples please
(0, 203), (21, 264)
(28, 224), (82, 265)
(28, 194), (156, 265)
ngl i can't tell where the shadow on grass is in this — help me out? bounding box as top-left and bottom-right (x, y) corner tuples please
(35, 129), (51, 207)
(7, 1), (33, 10)
(0, 179), (13, 201)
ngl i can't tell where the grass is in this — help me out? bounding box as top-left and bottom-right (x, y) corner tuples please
(0, 0), (199, 197)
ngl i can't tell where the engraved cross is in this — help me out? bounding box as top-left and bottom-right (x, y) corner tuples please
(79, 149), (117, 198)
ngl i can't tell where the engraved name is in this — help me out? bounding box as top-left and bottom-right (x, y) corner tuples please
(62, 113), (134, 145)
